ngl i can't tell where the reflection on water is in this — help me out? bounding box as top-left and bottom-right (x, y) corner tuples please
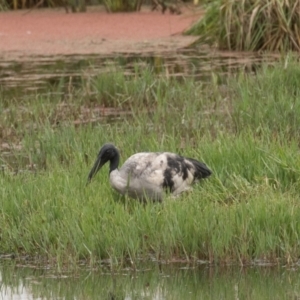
(0, 49), (280, 98)
(1, 261), (300, 300)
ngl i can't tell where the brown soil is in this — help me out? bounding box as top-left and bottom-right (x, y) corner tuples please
(0, 5), (200, 60)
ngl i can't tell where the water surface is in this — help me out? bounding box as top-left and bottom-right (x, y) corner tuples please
(1, 261), (299, 299)
(0, 49), (279, 98)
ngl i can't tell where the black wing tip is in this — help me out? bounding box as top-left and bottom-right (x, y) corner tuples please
(200, 164), (212, 178)
(187, 158), (212, 179)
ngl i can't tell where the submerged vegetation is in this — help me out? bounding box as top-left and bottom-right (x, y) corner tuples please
(1, 58), (300, 269)
(186, 0), (300, 51)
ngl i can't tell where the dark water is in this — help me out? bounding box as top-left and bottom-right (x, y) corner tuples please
(0, 49), (279, 98)
(0, 261), (299, 299)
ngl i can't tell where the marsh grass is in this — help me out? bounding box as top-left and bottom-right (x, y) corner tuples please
(103, 0), (141, 12)
(1, 58), (300, 269)
(0, 0), (9, 10)
(2, 0), (86, 11)
(187, 0), (300, 51)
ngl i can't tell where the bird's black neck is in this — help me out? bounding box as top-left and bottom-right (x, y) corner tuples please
(109, 149), (120, 173)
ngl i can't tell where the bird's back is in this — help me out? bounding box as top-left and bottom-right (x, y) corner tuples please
(110, 151), (211, 201)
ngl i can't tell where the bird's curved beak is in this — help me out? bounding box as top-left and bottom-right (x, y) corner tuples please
(87, 156), (104, 184)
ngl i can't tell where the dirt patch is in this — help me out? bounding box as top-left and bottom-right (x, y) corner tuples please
(0, 5), (201, 60)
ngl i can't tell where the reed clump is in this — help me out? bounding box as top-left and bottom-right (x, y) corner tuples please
(0, 0), (9, 10)
(3, 0), (86, 11)
(1, 59), (300, 268)
(103, 0), (141, 12)
(186, 0), (300, 51)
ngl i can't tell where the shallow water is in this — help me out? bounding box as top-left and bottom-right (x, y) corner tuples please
(1, 261), (300, 300)
(0, 49), (279, 98)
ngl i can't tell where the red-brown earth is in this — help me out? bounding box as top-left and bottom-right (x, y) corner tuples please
(0, 5), (200, 60)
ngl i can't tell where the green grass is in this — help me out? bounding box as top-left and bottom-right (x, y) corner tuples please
(1, 58), (300, 269)
(186, 0), (300, 51)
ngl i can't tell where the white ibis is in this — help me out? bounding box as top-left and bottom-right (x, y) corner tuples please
(87, 143), (212, 201)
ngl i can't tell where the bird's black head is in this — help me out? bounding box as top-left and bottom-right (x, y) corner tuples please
(87, 143), (120, 184)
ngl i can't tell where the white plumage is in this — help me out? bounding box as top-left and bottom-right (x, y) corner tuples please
(87, 143), (212, 201)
